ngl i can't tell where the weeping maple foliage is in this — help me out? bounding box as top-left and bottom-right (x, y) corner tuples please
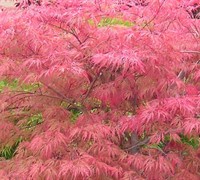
(0, 0), (200, 179)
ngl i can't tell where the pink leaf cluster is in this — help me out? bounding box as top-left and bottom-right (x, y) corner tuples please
(0, 0), (199, 179)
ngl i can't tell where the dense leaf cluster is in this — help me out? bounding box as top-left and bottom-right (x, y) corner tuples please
(0, 0), (199, 179)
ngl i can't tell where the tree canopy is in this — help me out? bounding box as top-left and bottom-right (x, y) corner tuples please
(0, 0), (199, 179)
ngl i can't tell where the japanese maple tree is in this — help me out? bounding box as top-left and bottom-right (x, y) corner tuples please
(0, 0), (199, 179)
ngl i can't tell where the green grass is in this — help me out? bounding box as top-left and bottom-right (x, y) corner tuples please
(0, 137), (23, 159)
(0, 79), (42, 159)
(180, 135), (199, 149)
(88, 17), (134, 27)
(26, 113), (43, 129)
(0, 79), (39, 92)
(0, 113), (43, 159)
(98, 17), (134, 27)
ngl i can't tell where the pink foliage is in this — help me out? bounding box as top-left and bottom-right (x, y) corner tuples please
(0, 0), (199, 179)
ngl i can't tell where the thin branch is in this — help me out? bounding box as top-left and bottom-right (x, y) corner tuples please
(5, 91), (34, 102)
(37, 83), (43, 95)
(49, 23), (83, 45)
(41, 82), (74, 103)
(4, 91), (64, 102)
(1, 95), (33, 113)
(124, 137), (150, 151)
(149, 146), (167, 156)
(49, 23), (69, 33)
(84, 73), (99, 100)
(70, 28), (82, 44)
(142, 0), (166, 30)
(177, 70), (186, 80)
(180, 50), (200, 54)
(1, 91), (69, 114)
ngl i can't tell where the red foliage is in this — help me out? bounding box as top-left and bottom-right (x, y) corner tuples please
(0, 0), (199, 179)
